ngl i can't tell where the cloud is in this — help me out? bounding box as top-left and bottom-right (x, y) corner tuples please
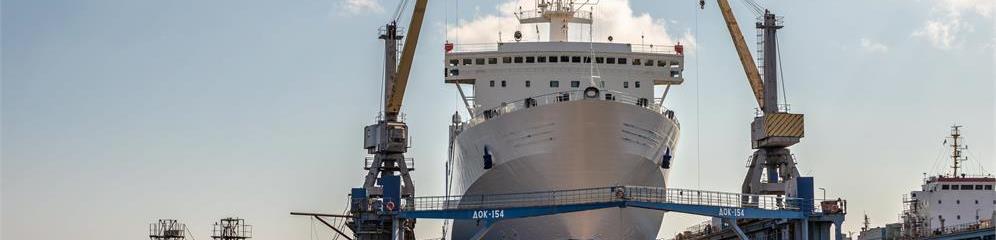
(339, 0), (383, 15)
(913, 0), (993, 49)
(859, 38), (888, 53)
(446, 0), (694, 52)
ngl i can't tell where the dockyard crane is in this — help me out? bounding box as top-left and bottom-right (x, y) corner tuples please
(705, 0), (806, 199)
(354, 0), (429, 239)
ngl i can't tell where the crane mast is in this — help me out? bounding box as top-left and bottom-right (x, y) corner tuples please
(708, 0), (805, 199)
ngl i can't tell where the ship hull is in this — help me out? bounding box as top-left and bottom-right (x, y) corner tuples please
(450, 100), (680, 239)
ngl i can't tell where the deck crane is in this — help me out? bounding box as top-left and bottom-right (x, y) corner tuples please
(706, 1), (806, 200)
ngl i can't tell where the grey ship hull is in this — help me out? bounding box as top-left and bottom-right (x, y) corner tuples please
(449, 100), (680, 239)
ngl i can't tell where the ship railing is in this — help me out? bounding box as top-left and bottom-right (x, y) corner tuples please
(402, 186), (801, 212)
(468, 89), (676, 127)
(514, 8), (592, 22)
(923, 220), (996, 237)
(446, 42), (680, 55)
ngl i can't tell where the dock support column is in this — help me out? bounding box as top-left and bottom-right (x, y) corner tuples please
(392, 218), (402, 240)
(728, 219), (750, 240)
(801, 219), (809, 240)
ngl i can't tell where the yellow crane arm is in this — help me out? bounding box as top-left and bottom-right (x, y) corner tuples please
(717, 0), (765, 108)
(386, 0), (429, 115)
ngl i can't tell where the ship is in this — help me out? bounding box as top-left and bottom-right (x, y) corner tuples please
(442, 1), (685, 239)
(857, 126), (996, 240)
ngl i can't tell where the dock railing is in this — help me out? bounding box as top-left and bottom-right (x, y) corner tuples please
(403, 186), (801, 212)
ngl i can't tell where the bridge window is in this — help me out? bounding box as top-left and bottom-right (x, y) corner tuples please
(607, 57), (616, 64)
(475, 58), (485, 65)
(644, 59), (653, 66)
(632, 59), (641, 65)
(561, 56), (569, 62)
(952, 185), (960, 190)
(514, 57), (523, 63)
(595, 57), (604, 64)
(449, 59), (459, 66)
(942, 185), (950, 190)
(986, 185), (993, 190)
(976, 185), (984, 190)
(961, 184), (973, 190)
(463, 59), (472, 65)
(525, 56), (535, 63)
(501, 80), (507, 87)
(657, 60), (667, 67)
(618, 58), (627, 64)
(488, 58), (498, 64)
(538, 56), (547, 63)
(570, 81), (580, 88)
(623, 82), (629, 88)
(489, 80), (495, 87)
(549, 56), (558, 63)
(571, 56), (581, 63)
(549, 80), (559, 88)
(635, 81), (641, 88)
(525, 80), (531, 87)
(584, 57), (591, 63)
(503, 57), (512, 63)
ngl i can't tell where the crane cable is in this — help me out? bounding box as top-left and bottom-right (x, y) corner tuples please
(695, 0), (702, 189)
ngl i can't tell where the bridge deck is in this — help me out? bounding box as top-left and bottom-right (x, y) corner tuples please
(397, 186), (810, 220)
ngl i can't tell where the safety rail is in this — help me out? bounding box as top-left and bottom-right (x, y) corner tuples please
(402, 186), (802, 212)
(515, 8), (592, 22)
(447, 42), (681, 55)
(928, 220), (994, 237)
(468, 89), (676, 127)
(363, 157), (415, 171)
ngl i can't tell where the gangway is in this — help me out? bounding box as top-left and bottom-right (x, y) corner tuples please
(295, 179), (846, 240)
(399, 186), (806, 220)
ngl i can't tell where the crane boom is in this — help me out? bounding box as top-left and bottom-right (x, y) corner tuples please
(716, 0), (765, 109)
(385, 0), (429, 118)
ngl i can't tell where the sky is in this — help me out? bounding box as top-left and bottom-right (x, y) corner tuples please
(2, 0), (994, 239)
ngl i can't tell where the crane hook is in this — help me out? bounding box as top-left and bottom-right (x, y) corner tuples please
(699, 0), (705, 9)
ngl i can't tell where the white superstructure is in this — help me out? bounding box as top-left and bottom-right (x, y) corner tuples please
(901, 126), (996, 236)
(443, 1), (686, 239)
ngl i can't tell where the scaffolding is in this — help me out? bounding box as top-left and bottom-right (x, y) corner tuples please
(211, 218), (252, 240)
(150, 219), (187, 240)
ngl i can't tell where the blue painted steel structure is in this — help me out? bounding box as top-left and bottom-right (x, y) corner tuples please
(358, 185), (844, 239)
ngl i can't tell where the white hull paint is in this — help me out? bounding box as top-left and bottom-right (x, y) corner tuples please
(449, 100), (680, 239)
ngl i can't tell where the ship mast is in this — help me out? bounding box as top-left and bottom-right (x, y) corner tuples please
(948, 125), (968, 177)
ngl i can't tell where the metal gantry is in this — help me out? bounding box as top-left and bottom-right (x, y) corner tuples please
(296, 180), (846, 240)
(150, 219), (188, 240)
(210, 218), (252, 240)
